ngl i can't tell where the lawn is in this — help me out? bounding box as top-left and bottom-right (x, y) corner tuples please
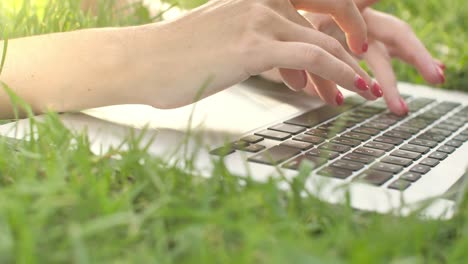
(0, 0), (467, 263)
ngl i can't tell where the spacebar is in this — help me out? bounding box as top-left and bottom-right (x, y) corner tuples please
(284, 104), (354, 128)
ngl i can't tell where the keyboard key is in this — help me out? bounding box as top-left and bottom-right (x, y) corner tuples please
(231, 141), (249, 149)
(429, 151), (448, 160)
(390, 150), (422, 160)
(358, 170), (394, 186)
(255, 130), (291, 141)
(342, 132), (371, 141)
(243, 144), (266, 153)
(285, 104), (352, 128)
(269, 123), (306, 135)
(307, 148), (340, 160)
(420, 158), (440, 167)
(319, 143), (351, 153)
(371, 162), (404, 174)
(331, 137), (361, 147)
(381, 156), (413, 167)
(280, 140), (314, 151)
(427, 128), (452, 137)
(453, 134), (468, 142)
(374, 136), (404, 146)
(434, 124), (459, 132)
(317, 124), (347, 134)
(374, 118), (398, 126)
(317, 167), (353, 179)
(358, 106), (385, 114)
(400, 144), (430, 154)
(282, 155), (327, 170)
(331, 160), (365, 171)
(410, 164), (431, 175)
(241, 135), (263, 144)
(410, 138), (438, 148)
(362, 122), (390, 130)
(384, 131), (412, 140)
(461, 128), (468, 136)
(248, 145), (300, 165)
(388, 179), (412, 191)
(446, 140), (463, 148)
(343, 153), (375, 164)
(293, 134), (325, 144)
(438, 145), (456, 154)
(364, 141), (394, 151)
(210, 146), (235, 156)
(306, 129), (331, 138)
(393, 126), (420, 134)
(353, 147), (385, 157)
(418, 133), (446, 143)
(400, 172), (422, 182)
(352, 127), (380, 136)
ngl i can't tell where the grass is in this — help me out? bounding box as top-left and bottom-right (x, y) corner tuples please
(0, 0), (467, 263)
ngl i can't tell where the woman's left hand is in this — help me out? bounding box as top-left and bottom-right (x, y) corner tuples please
(262, 8), (445, 116)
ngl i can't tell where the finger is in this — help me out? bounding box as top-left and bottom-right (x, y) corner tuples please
(275, 19), (375, 93)
(266, 41), (366, 95)
(291, 0), (368, 55)
(434, 59), (446, 71)
(363, 9), (444, 85)
(364, 41), (409, 116)
(308, 73), (343, 106)
(279, 69), (308, 91)
(354, 0), (380, 10)
(259, 69), (284, 83)
(303, 76), (319, 97)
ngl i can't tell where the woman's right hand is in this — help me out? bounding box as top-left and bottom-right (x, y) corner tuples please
(134, 0), (379, 109)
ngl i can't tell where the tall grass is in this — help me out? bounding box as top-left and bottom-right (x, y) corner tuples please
(0, 0), (467, 263)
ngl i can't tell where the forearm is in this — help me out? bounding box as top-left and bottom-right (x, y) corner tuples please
(0, 25), (157, 118)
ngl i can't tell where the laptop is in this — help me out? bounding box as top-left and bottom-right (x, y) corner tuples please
(0, 78), (466, 219)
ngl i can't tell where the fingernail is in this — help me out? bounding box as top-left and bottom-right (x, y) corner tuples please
(362, 42), (369, 53)
(400, 98), (409, 114)
(354, 75), (369, 91)
(436, 66), (445, 83)
(336, 91), (344, 106)
(301, 70), (308, 88)
(438, 63), (446, 71)
(371, 82), (383, 97)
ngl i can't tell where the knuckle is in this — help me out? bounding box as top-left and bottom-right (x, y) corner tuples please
(326, 38), (345, 56)
(304, 46), (324, 66)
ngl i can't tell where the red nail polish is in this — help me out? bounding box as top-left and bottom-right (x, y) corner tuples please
(371, 83), (383, 97)
(400, 98), (409, 114)
(336, 91), (344, 106)
(354, 75), (369, 91)
(362, 42), (368, 53)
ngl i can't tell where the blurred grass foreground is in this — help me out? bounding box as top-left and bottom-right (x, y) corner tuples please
(0, 0), (467, 263)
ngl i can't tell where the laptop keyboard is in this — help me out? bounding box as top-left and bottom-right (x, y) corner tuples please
(210, 96), (468, 191)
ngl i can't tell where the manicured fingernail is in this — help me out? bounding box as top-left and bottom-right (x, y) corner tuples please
(336, 91), (344, 106)
(362, 42), (368, 53)
(438, 63), (446, 71)
(371, 82), (383, 97)
(400, 98), (409, 114)
(354, 75), (369, 91)
(436, 66), (445, 83)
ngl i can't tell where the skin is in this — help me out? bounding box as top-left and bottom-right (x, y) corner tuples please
(263, 1), (445, 115)
(0, 0), (376, 119)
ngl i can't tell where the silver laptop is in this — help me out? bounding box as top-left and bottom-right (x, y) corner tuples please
(1, 78), (467, 219)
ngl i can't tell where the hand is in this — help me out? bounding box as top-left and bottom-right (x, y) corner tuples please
(264, 4), (445, 115)
(139, 0), (379, 109)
